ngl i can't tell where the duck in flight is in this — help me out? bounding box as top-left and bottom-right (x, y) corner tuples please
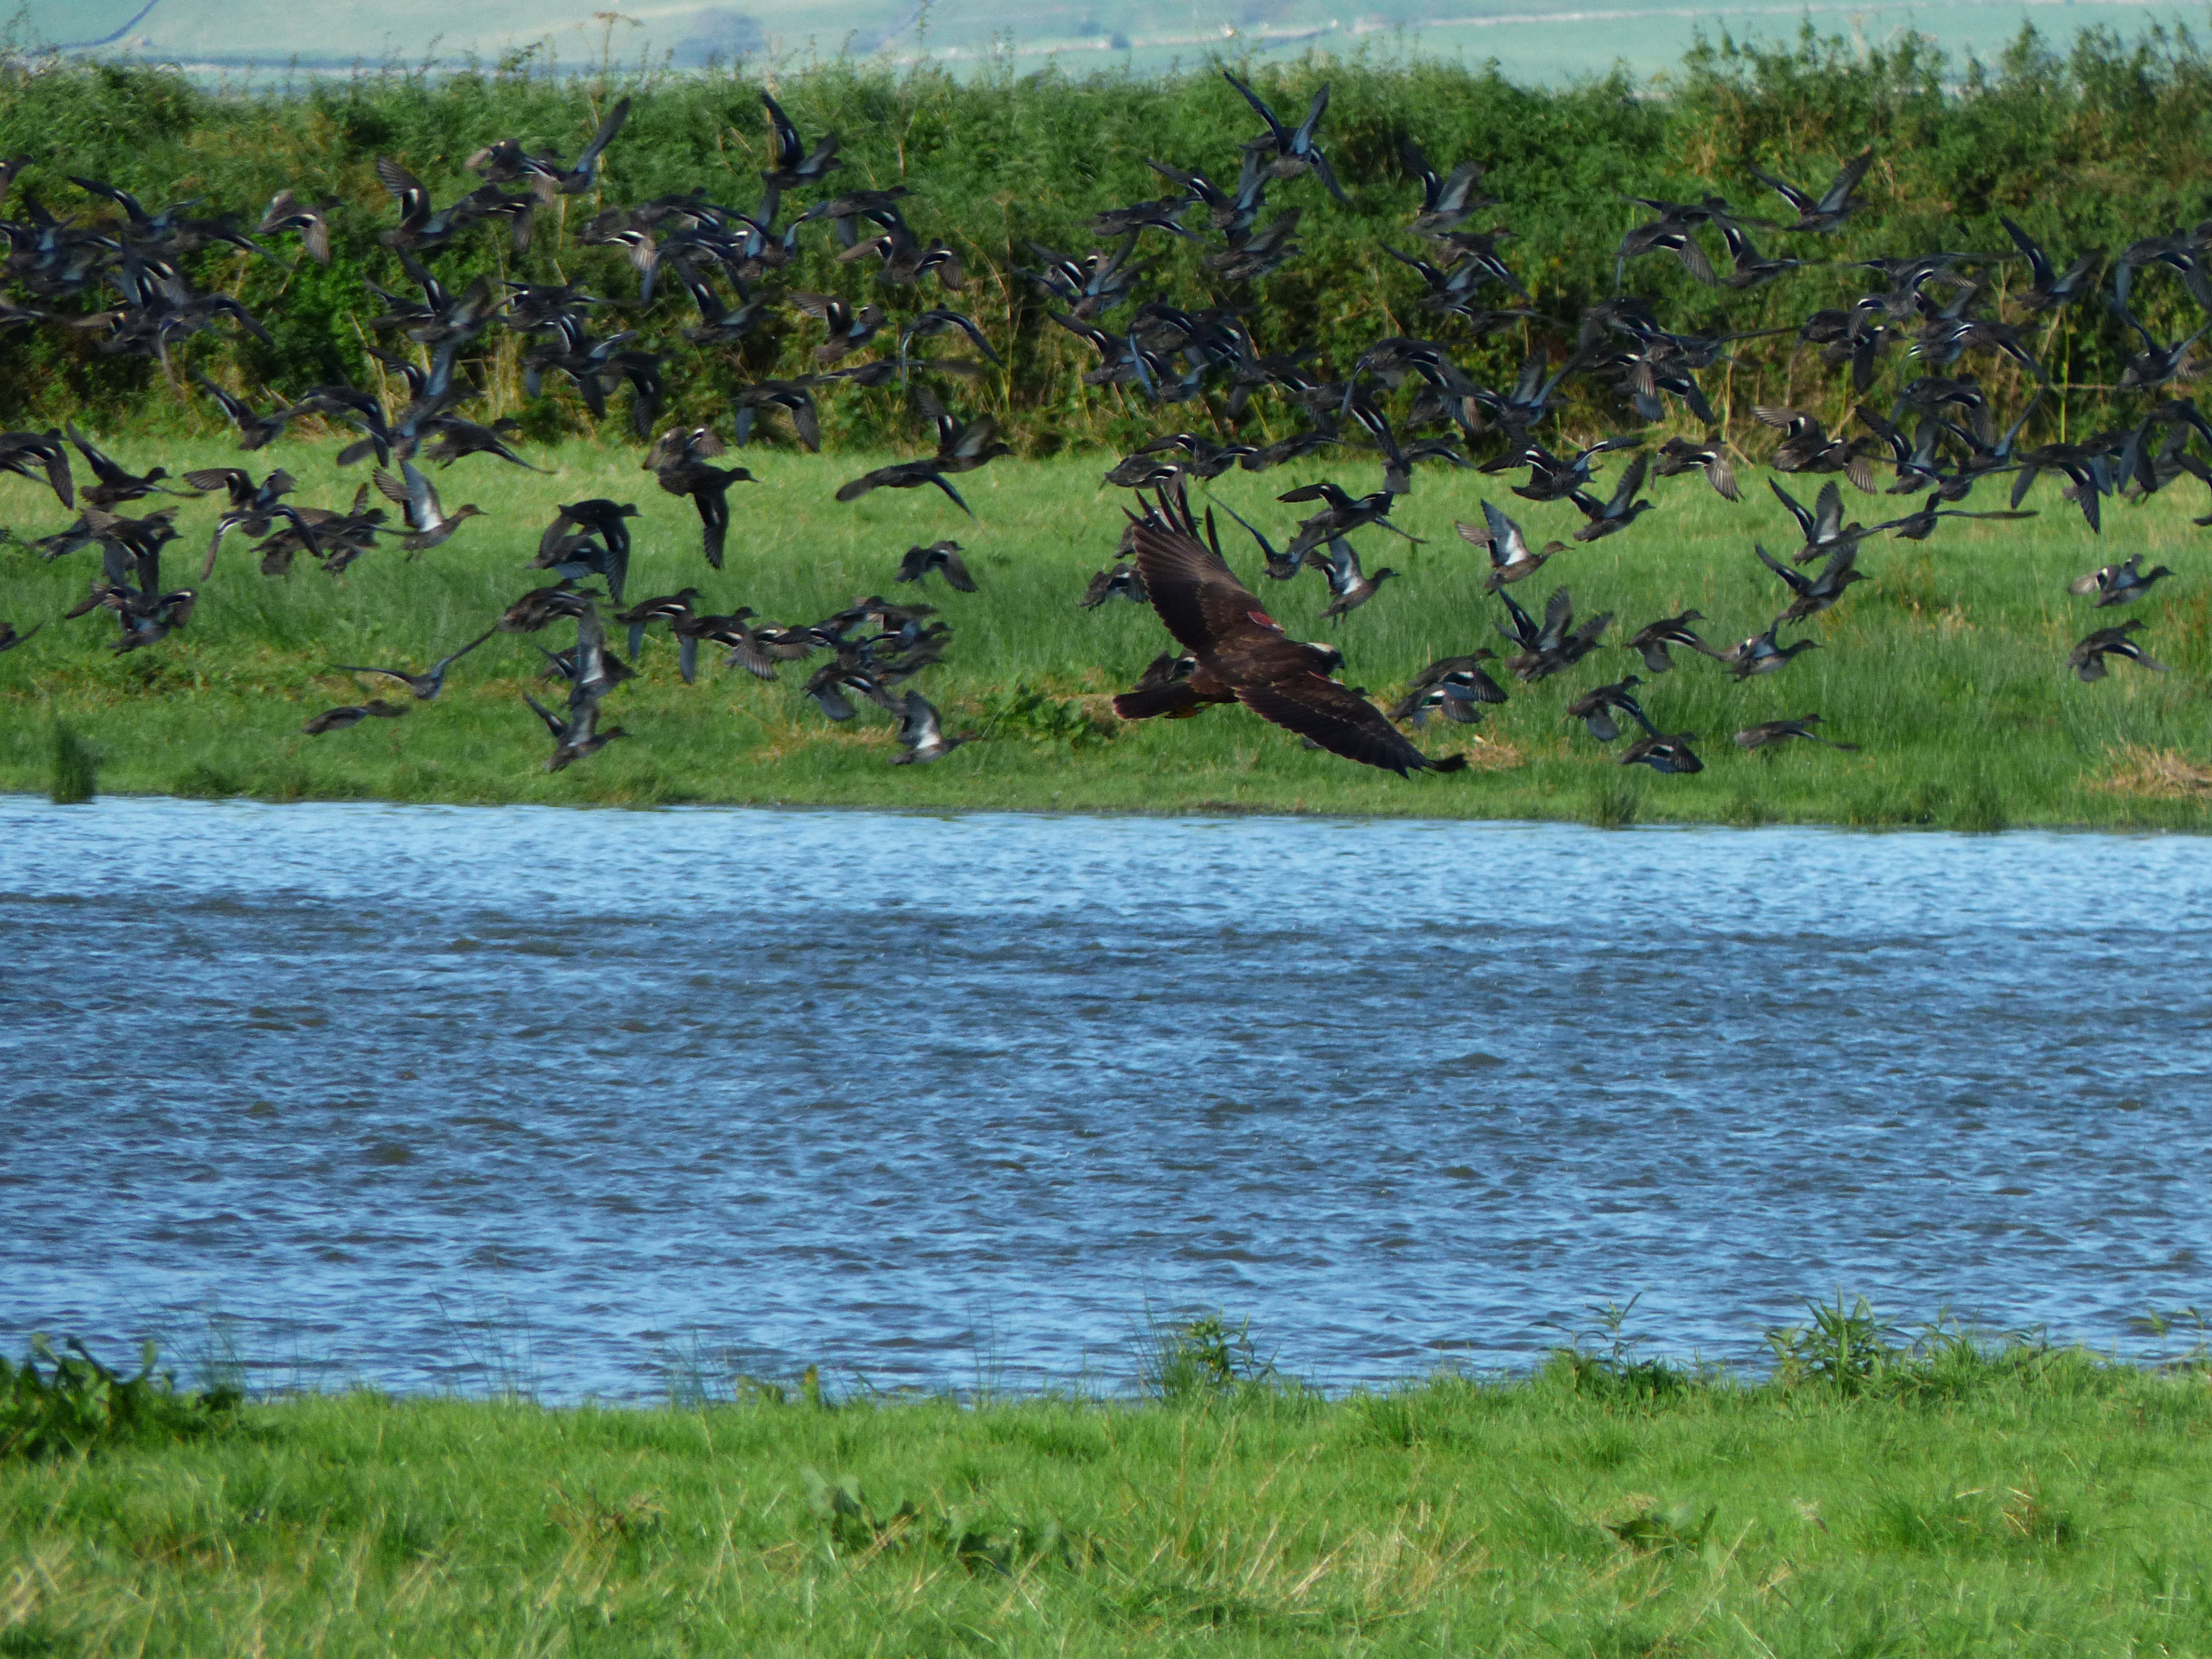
(1625, 611), (1720, 674)
(1309, 537), (1398, 625)
(1735, 715), (1860, 751)
(2068, 620), (2168, 681)
(895, 540), (977, 591)
(890, 693), (977, 764)
(2069, 554), (2175, 607)
(1619, 731), (1703, 773)
(373, 461), (486, 555)
(1564, 676), (1657, 742)
(1457, 498), (1566, 589)
(302, 699), (407, 735)
(1222, 72), (1348, 204)
(644, 426), (754, 569)
(1749, 148), (1874, 233)
(328, 630), (495, 702)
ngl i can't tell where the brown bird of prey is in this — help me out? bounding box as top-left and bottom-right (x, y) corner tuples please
(1109, 486), (1463, 776)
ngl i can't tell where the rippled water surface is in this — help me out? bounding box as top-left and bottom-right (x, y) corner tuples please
(5, 795), (2210, 1398)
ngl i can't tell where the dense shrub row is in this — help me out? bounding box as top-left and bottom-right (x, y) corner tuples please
(3, 21), (2211, 451)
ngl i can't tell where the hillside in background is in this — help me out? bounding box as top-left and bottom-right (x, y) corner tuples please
(18, 0), (2207, 82)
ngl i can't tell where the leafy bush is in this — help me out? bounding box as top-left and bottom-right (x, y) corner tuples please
(1133, 1311), (1276, 1400)
(1607, 1500), (1720, 1559)
(1, 1336), (241, 1459)
(1544, 1297), (1693, 1402)
(973, 684), (1115, 750)
(1766, 1293), (1901, 1395)
(803, 1467), (1081, 1573)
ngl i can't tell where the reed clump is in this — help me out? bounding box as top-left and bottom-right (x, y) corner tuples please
(1582, 774), (1643, 829)
(45, 721), (95, 804)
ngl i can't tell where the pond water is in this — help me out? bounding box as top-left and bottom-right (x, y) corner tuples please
(4, 795), (2209, 1399)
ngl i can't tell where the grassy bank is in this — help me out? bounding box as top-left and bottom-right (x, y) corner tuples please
(5, 1324), (2212, 1656)
(3, 439), (2210, 827)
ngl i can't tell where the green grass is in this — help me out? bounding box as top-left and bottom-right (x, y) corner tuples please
(5, 1324), (2212, 1656)
(2, 433), (2209, 827)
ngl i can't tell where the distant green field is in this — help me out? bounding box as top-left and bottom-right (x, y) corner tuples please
(3, 435), (2207, 829)
(22, 0), (2211, 82)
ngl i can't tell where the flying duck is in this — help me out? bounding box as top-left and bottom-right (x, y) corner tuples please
(1458, 498), (1567, 589)
(1619, 732), (1704, 773)
(2069, 554), (2176, 607)
(328, 630), (495, 702)
(1626, 610), (1721, 673)
(1735, 715), (1860, 751)
(1564, 676), (1658, 742)
(302, 699), (407, 734)
(890, 692), (978, 764)
(1079, 562), (1148, 608)
(2069, 620), (2168, 681)
(895, 540), (977, 591)
(373, 461), (485, 555)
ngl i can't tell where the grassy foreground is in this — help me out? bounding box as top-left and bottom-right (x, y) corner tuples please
(6, 1330), (2212, 1656)
(2, 435), (2210, 827)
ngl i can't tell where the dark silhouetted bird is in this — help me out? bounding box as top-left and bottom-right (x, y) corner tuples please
(895, 540), (976, 591)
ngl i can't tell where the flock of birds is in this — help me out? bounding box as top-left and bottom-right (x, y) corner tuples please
(0, 74), (2197, 776)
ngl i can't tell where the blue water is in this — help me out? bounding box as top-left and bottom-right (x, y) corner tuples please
(4, 795), (2209, 1398)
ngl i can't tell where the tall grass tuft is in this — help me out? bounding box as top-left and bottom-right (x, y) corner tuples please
(47, 721), (95, 804)
(1947, 771), (2011, 834)
(1583, 775), (1643, 830)
(1133, 1310), (1275, 1401)
(1543, 1297), (1693, 1402)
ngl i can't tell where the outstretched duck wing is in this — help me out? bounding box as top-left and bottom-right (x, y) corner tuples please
(182, 465), (251, 501)
(433, 629), (497, 674)
(899, 692), (945, 747)
(577, 97), (630, 171)
(1222, 71), (1290, 147)
(1603, 452), (1649, 517)
(1817, 149), (1874, 215)
(1398, 138), (1440, 208)
(374, 158), (430, 225)
(1812, 480), (1844, 541)
(1537, 585), (1574, 651)
(2001, 215), (2054, 286)
(521, 691), (566, 739)
(761, 92), (802, 169)
(1483, 497), (1526, 565)
(1755, 542), (1808, 594)
(1494, 585), (1538, 648)
(1767, 476), (1814, 539)
(1747, 165), (1813, 216)
(400, 461), (440, 528)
